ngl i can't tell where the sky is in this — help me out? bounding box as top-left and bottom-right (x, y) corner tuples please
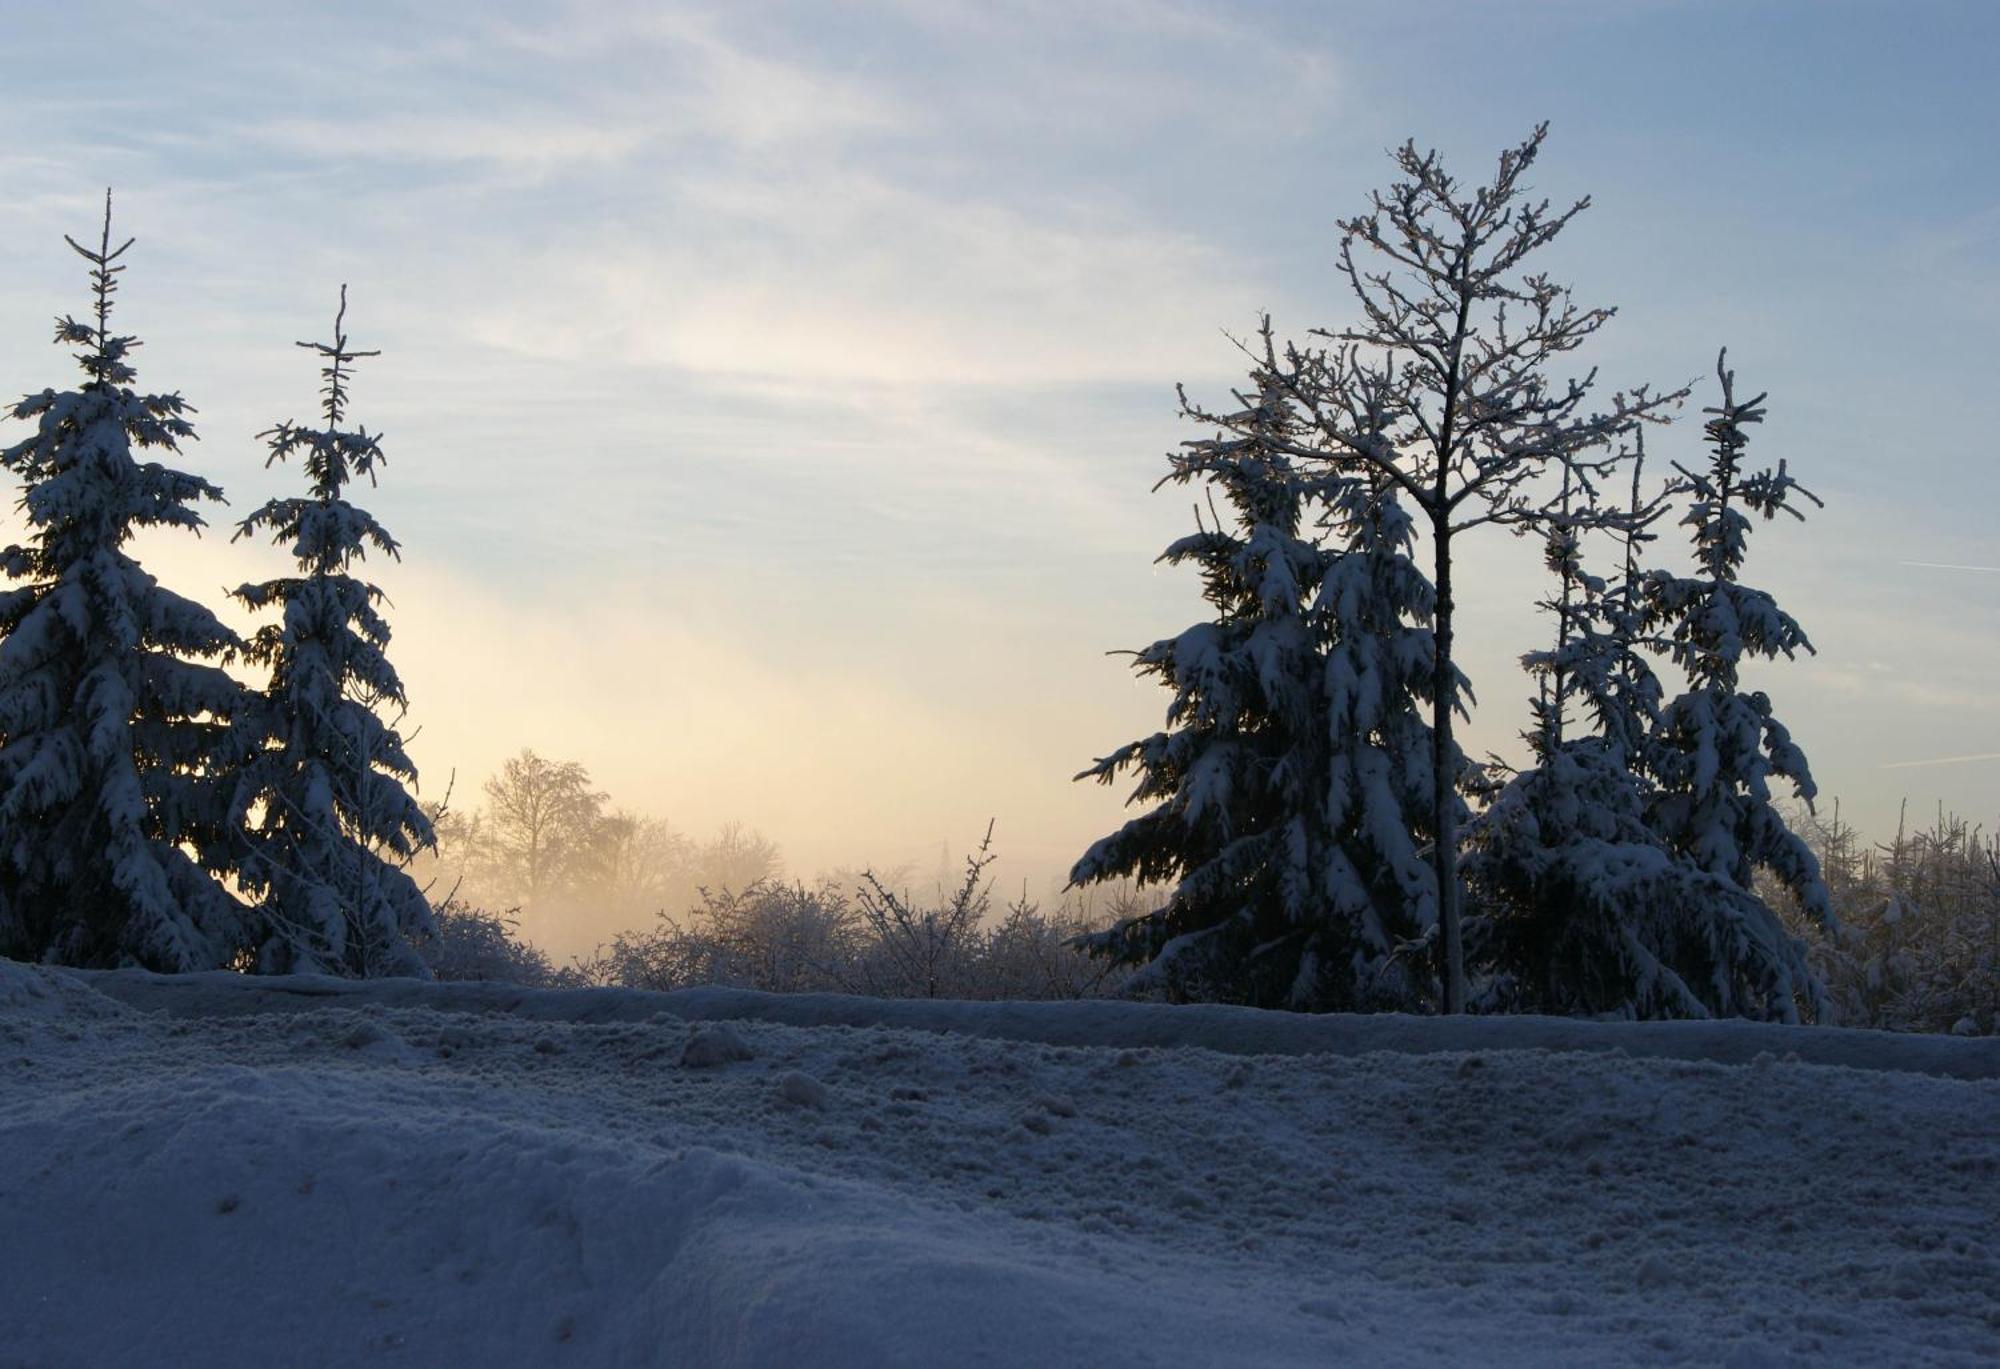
(1, 0), (1995, 954)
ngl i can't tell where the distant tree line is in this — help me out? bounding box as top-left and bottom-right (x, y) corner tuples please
(569, 820), (1135, 1002)
(412, 748), (784, 934)
(412, 760), (1138, 1002)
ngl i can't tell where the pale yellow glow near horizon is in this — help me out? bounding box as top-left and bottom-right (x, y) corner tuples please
(115, 527), (1171, 962)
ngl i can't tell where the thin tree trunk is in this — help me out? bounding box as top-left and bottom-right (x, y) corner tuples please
(1432, 516), (1465, 1012)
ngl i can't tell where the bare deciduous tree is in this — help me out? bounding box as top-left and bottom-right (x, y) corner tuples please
(1264, 125), (1681, 1009)
(480, 749), (608, 907)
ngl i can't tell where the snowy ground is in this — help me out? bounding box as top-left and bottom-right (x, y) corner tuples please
(3, 962), (1996, 1368)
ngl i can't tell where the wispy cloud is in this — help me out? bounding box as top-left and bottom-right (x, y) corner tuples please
(252, 114), (656, 178)
(131, 1), (1288, 395)
(1899, 561), (2000, 574)
(456, 170), (1269, 389)
(481, 7), (907, 151)
(1883, 752), (2000, 771)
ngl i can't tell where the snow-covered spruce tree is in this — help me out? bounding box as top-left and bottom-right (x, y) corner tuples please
(1630, 351), (1832, 1015)
(0, 195), (250, 970)
(1266, 125), (1681, 1011)
(1072, 326), (1450, 1010)
(1572, 431), (1671, 763)
(1465, 444), (1816, 1020)
(1309, 468), (1465, 1006)
(230, 287), (435, 976)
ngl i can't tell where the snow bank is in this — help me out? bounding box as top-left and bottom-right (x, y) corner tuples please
(5, 958), (1997, 1367)
(81, 967), (2000, 1079)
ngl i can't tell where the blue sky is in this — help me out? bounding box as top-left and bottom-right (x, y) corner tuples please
(1, 1), (1995, 948)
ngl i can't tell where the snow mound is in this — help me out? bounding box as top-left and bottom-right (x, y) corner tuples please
(0, 956), (135, 1023)
(2, 1075), (1329, 1367)
(5, 962), (1997, 1367)
(81, 968), (2000, 1078)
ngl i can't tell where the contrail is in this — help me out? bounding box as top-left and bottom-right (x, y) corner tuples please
(1883, 751), (2000, 770)
(1899, 561), (2000, 574)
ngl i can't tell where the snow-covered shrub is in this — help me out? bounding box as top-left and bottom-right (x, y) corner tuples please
(588, 880), (861, 994)
(852, 824), (997, 998)
(577, 838), (1129, 1002)
(973, 894), (1128, 1001)
(416, 902), (561, 986)
(1789, 805), (1999, 1033)
(698, 880), (863, 993)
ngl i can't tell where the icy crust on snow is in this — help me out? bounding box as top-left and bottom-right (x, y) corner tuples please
(78, 968), (2000, 1079)
(3, 964), (1998, 1367)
